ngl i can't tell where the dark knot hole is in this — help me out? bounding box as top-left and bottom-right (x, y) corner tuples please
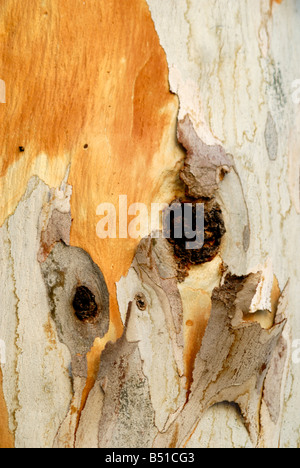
(73, 286), (98, 322)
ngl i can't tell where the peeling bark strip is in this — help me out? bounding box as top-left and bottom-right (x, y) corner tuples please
(97, 305), (157, 448)
(152, 274), (287, 448)
(117, 237), (187, 433)
(103, 238), (287, 448)
(178, 115), (233, 199)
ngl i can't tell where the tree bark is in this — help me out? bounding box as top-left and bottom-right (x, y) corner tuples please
(0, 0), (299, 448)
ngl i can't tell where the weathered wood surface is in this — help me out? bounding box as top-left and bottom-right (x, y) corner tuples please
(0, 0), (300, 448)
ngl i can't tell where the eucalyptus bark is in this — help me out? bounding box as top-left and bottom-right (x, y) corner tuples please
(0, 0), (300, 449)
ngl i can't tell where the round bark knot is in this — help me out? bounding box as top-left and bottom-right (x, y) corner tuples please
(167, 199), (226, 281)
(73, 286), (99, 322)
(135, 293), (147, 311)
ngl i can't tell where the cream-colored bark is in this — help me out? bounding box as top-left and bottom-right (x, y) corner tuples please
(147, 0), (300, 447)
(0, 0), (299, 448)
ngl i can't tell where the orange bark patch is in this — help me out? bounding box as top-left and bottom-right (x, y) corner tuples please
(68, 0), (182, 338)
(0, 368), (14, 448)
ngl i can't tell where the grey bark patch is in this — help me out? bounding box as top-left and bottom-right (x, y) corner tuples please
(243, 224), (250, 252)
(178, 115), (233, 199)
(41, 242), (109, 356)
(98, 306), (157, 448)
(270, 64), (287, 109)
(38, 209), (72, 262)
(262, 335), (288, 424)
(265, 112), (278, 161)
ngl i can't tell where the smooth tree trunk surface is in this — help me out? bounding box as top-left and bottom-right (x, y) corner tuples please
(0, 0), (300, 449)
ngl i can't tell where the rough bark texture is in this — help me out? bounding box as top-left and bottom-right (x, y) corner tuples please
(0, 0), (300, 449)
